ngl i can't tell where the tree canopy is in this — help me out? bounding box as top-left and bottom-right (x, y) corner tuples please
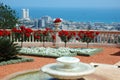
(0, 3), (18, 29)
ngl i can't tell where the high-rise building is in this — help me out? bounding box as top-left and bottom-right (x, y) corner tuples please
(38, 19), (45, 29)
(22, 9), (30, 20)
(33, 19), (39, 29)
(41, 16), (52, 24)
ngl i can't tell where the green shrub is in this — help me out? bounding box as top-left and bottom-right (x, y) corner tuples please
(0, 57), (34, 66)
(0, 38), (21, 61)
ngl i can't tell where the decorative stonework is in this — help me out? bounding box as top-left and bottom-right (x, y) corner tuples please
(41, 57), (95, 80)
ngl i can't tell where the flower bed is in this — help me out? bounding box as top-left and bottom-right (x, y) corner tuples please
(19, 47), (102, 57)
(71, 48), (103, 56)
(19, 47), (77, 57)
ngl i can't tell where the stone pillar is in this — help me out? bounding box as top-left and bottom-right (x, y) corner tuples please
(54, 22), (61, 47)
(53, 18), (62, 47)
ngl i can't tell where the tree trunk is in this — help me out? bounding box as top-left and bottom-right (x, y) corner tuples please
(87, 43), (89, 48)
(65, 42), (67, 47)
(21, 42), (23, 47)
(43, 36), (45, 47)
(43, 41), (45, 47)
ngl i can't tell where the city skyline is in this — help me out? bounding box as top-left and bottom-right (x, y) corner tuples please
(1, 0), (120, 24)
(1, 0), (120, 9)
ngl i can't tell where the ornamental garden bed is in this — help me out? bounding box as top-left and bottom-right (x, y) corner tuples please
(19, 47), (103, 57)
(19, 47), (77, 57)
(73, 48), (103, 56)
(0, 57), (33, 66)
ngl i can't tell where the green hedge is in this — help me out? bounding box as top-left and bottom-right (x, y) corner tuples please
(19, 47), (103, 57)
(0, 57), (34, 66)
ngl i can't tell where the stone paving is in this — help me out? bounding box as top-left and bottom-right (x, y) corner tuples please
(90, 62), (120, 80)
(0, 46), (120, 80)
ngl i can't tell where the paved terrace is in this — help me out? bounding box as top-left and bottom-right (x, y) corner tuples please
(0, 43), (120, 80)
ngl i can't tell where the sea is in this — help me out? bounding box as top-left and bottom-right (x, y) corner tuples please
(14, 7), (120, 23)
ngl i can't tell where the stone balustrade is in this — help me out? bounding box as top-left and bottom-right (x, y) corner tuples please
(1, 29), (120, 47)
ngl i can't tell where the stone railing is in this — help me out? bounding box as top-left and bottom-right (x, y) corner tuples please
(1, 29), (120, 47)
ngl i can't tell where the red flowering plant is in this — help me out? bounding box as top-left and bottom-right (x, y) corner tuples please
(51, 34), (56, 46)
(0, 30), (11, 38)
(58, 30), (76, 47)
(11, 28), (22, 41)
(12, 26), (33, 47)
(77, 30), (99, 48)
(34, 30), (41, 40)
(33, 27), (53, 47)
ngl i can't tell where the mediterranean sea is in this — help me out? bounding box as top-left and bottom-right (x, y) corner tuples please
(14, 7), (120, 23)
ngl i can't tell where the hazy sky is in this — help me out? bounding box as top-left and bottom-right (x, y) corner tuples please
(1, 0), (120, 9)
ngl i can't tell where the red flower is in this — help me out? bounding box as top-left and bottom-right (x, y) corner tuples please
(45, 27), (51, 31)
(53, 18), (62, 23)
(0, 30), (3, 36)
(0, 30), (11, 37)
(25, 28), (33, 33)
(95, 32), (99, 35)
(34, 36), (40, 39)
(77, 30), (99, 43)
(12, 26), (33, 42)
(69, 31), (76, 39)
(34, 30), (41, 40)
(17, 30), (22, 33)
(68, 35), (72, 40)
(4, 30), (11, 36)
(58, 30), (69, 37)
(76, 37), (79, 40)
(52, 35), (56, 40)
(12, 28), (17, 32)
(64, 31), (69, 36)
(43, 31), (48, 36)
(78, 31), (84, 38)
(58, 30), (72, 42)
(20, 26), (26, 31)
(25, 33), (31, 37)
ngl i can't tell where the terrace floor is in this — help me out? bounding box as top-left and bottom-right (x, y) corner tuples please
(0, 46), (120, 80)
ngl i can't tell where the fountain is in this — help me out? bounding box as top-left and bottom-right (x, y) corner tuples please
(5, 56), (119, 80)
(41, 57), (95, 80)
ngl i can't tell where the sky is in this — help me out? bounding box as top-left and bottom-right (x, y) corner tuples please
(1, 0), (120, 9)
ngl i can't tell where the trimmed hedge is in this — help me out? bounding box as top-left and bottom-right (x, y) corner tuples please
(0, 57), (34, 66)
(73, 48), (103, 56)
(19, 47), (102, 57)
(19, 47), (77, 57)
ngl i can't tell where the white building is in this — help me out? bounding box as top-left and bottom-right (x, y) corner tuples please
(41, 16), (52, 24)
(38, 19), (45, 28)
(22, 9), (30, 20)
